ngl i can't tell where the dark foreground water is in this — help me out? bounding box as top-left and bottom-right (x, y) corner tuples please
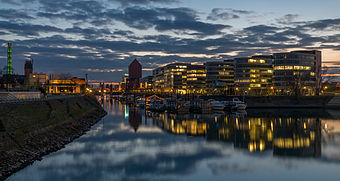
(7, 98), (340, 181)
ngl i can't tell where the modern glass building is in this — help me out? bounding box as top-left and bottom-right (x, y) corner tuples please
(273, 50), (321, 96)
(152, 63), (206, 94)
(234, 55), (274, 96)
(205, 60), (234, 95)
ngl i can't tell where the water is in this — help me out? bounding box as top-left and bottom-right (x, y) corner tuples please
(7, 98), (340, 181)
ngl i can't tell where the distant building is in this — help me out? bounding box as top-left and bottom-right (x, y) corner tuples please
(128, 59), (142, 90)
(153, 63), (206, 94)
(140, 76), (153, 90)
(234, 55), (274, 96)
(24, 60), (33, 76)
(45, 77), (85, 94)
(273, 50), (321, 95)
(0, 74), (26, 89)
(205, 60), (234, 95)
(119, 74), (129, 91)
(26, 73), (48, 87)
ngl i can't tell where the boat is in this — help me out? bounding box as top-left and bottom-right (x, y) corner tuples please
(231, 98), (247, 110)
(209, 99), (225, 111)
(136, 99), (146, 108)
(178, 103), (190, 114)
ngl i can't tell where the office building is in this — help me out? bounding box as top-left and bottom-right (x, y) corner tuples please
(273, 50), (321, 95)
(234, 55), (274, 96)
(205, 60), (234, 95)
(152, 63), (206, 94)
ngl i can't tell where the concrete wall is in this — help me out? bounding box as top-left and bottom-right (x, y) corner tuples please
(0, 96), (106, 179)
(0, 91), (41, 100)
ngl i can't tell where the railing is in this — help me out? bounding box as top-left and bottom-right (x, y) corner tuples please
(0, 95), (82, 104)
(0, 88), (40, 92)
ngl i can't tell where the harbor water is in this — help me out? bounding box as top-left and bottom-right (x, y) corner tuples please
(7, 98), (340, 181)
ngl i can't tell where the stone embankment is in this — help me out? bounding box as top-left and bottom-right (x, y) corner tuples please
(0, 96), (107, 180)
(245, 95), (335, 108)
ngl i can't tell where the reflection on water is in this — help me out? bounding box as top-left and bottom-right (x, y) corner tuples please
(149, 111), (321, 157)
(7, 98), (340, 181)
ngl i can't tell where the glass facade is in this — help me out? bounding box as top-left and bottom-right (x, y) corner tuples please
(273, 50), (321, 96)
(205, 60), (234, 95)
(234, 55), (274, 96)
(152, 63), (206, 94)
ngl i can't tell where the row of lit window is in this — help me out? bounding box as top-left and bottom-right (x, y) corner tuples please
(248, 59), (267, 64)
(237, 79), (270, 83)
(187, 70), (206, 73)
(274, 138), (311, 148)
(187, 74), (206, 77)
(274, 66), (311, 70)
(170, 69), (186, 72)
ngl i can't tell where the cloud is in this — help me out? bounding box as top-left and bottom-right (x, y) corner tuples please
(109, 0), (180, 6)
(105, 6), (230, 36)
(37, 2), (229, 36)
(0, 9), (34, 20)
(0, 0), (35, 4)
(64, 26), (112, 40)
(300, 18), (340, 30)
(276, 14), (299, 24)
(0, 20), (62, 36)
(207, 8), (254, 21)
(0, 0), (20, 5)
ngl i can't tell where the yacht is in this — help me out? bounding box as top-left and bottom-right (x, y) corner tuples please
(209, 99), (225, 111)
(231, 98), (247, 110)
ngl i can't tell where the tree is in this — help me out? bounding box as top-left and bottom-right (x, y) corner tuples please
(50, 73), (72, 80)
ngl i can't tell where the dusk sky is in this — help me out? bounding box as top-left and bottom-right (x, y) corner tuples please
(0, 0), (340, 82)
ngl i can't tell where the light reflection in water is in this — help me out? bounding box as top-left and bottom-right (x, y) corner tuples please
(148, 111), (321, 157)
(7, 98), (340, 181)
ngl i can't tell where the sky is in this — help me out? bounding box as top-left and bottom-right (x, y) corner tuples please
(0, 0), (340, 82)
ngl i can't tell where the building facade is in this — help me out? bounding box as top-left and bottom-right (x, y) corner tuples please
(152, 63), (206, 94)
(234, 55), (274, 96)
(46, 78), (84, 94)
(273, 50), (321, 96)
(140, 76), (153, 91)
(205, 60), (234, 95)
(128, 59), (142, 91)
(24, 60), (33, 76)
(26, 73), (48, 87)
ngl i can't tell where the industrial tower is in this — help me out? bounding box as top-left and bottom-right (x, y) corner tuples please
(7, 42), (13, 75)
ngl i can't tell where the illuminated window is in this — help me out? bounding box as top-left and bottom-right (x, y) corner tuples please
(248, 59), (266, 63)
(274, 66), (285, 70)
(250, 84), (261, 88)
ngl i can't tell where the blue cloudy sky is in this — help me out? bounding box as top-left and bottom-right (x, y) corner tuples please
(0, 0), (340, 82)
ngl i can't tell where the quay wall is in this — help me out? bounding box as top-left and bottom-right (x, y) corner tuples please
(0, 96), (107, 180)
(202, 95), (337, 108)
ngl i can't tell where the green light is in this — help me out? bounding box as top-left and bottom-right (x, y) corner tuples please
(7, 43), (12, 75)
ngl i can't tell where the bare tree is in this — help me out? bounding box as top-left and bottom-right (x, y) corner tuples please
(50, 73), (73, 80)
